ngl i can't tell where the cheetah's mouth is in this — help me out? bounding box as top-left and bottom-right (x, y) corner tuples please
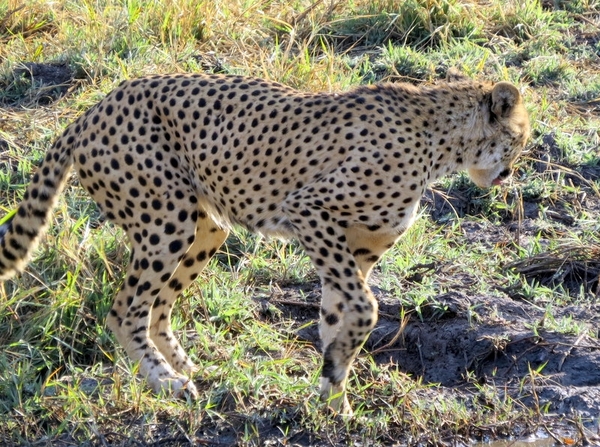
(492, 168), (511, 186)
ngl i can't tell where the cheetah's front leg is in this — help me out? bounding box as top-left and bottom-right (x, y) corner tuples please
(316, 226), (399, 414)
(285, 203), (380, 415)
(316, 280), (378, 415)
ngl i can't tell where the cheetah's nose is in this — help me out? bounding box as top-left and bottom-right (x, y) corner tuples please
(498, 168), (510, 179)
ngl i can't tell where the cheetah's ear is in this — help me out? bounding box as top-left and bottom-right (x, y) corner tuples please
(491, 82), (521, 119)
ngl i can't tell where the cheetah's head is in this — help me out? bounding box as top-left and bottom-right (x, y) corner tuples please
(467, 81), (530, 188)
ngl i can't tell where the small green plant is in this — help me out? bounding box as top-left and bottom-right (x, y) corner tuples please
(380, 43), (435, 81)
(324, 0), (483, 50)
(524, 55), (578, 87)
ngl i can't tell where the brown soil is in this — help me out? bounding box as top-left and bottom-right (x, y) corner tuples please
(271, 282), (600, 420)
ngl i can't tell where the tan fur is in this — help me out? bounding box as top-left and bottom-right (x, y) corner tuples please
(0, 74), (529, 414)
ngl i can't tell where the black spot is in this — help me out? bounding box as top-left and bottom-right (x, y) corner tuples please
(325, 313), (339, 326)
(169, 240), (183, 253)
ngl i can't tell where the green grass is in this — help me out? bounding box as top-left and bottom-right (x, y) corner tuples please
(2, 0), (600, 445)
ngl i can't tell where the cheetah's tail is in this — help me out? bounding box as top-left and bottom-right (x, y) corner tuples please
(0, 131), (75, 280)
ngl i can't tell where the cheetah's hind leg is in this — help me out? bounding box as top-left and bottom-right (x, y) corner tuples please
(105, 208), (206, 398)
(148, 210), (228, 375)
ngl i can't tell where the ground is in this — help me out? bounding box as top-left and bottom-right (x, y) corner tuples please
(23, 181), (600, 446)
(275, 266), (600, 423)
(264, 208), (600, 445)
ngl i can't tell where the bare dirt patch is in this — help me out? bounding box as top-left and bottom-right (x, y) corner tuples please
(269, 281), (600, 420)
(1, 62), (75, 107)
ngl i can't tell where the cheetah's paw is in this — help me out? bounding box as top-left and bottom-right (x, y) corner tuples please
(155, 375), (199, 400)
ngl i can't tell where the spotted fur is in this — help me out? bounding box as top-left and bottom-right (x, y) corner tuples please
(0, 73), (530, 414)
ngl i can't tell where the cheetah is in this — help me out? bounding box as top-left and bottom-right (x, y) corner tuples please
(0, 73), (529, 414)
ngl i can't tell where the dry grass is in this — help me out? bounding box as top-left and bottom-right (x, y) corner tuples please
(506, 243), (600, 296)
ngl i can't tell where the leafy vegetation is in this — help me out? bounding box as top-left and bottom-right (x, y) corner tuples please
(1, 0), (600, 445)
